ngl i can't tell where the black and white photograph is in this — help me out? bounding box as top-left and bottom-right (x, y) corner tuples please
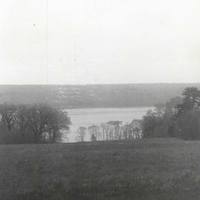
(0, 0), (200, 199)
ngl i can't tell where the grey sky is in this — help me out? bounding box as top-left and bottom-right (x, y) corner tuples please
(0, 0), (199, 84)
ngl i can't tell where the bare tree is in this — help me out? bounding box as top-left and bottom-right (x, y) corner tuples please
(107, 121), (123, 140)
(77, 126), (87, 142)
(88, 125), (99, 141)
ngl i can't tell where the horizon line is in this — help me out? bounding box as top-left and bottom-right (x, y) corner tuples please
(0, 82), (200, 86)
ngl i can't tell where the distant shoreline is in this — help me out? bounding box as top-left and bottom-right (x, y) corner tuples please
(63, 106), (154, 110)
(0, 82), (200, 86)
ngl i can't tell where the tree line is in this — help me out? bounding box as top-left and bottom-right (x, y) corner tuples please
(142, 87), (200, 140)
(76, 120), (142, 142)
(0, 104), (71, 144)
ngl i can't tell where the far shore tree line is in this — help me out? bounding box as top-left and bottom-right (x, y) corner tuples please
(0, 104), (71, 144)
(142, 87), (200, 140)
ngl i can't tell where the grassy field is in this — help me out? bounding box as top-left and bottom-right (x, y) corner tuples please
(1, 138), (200, 200)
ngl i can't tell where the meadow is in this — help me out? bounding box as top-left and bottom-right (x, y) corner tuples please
(1, 138), (200, 200)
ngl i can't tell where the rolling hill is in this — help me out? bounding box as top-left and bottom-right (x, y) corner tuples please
(0, 83), (199, 108)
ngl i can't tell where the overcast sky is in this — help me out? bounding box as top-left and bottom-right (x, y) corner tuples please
(0, 0), (199, 84)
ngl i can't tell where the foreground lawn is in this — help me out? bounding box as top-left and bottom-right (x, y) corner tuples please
(1, 138), (200, 200)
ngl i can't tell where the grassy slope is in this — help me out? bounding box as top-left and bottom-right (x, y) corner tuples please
(1, 139), (200, 200)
